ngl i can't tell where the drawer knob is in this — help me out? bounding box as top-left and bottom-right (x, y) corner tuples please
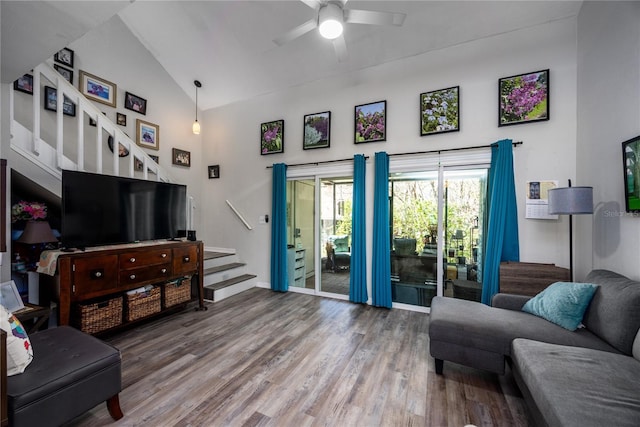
(161, 253), (167, 258)
(129, 274), (136, 280)
(161, 268), (167, 274)
(91, 270), (103, 279)
(183, 256), (190, 263)
(130, 257), (136, 263)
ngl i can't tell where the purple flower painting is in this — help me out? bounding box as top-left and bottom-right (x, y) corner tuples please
(355, 100), (386, 143)
(261, 120), (284, 155)
(499, 69), (549, 126)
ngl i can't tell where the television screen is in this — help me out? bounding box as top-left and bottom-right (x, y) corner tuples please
(62, 170), (187, 249)
(622, 135), (640, 212)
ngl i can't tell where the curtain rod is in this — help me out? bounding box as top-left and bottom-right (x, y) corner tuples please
(387, 140), (523, 158)
(266, 156), (369, 169)
(265, 141), (522, 169)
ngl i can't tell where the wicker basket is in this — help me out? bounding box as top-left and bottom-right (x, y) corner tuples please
(163, 277), (192, 308)
(75, 296), (123, 334)
(125, 286), (161, 322)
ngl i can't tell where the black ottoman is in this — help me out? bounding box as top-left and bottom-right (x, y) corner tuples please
(7, 326), (123, 426)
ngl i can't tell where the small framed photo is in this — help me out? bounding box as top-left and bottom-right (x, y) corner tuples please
(149, 155), (159, 164)
(124, 91), (147, 115)
(420, 86), (460, 136)
(355, 100), (386, 143)
(172, 148), (191, 167)
(134, 157), (144, 172)
(54, 64), (73, 84)
(208, 165), (220, 179)
(303, 111), (331, 150)
(499, 69), (549, 127)
(44, 86), (76, 116)
(116, 112), (127, 126)
(54, 47), (74, 68)
(107, 135), (129, 157)
(13, 74), (33, 95)
(0, 280), (25, 312)
(136, 119), (160, 150)
(260, 119), (284, 155)
(79, 70), (117, 107)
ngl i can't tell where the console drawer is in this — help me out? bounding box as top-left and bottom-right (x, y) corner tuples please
(119, 248), (171, 270)
(172, 246), (198, 275)
(72, 255), (119, 297)
(119, 263), (172, 287)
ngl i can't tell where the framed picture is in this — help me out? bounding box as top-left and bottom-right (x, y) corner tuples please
(54, 64), (73, 84)
(124, 91), (147, 115)
(303, 111), (331, 150)
(116, 112), (127, 126)
(107, 135), (129, 157)
(420, 86), (460, 136)
(208, 165), (220, 179)
(13, 74), (33, 95)
(79, 70), (117, 107)
(134, 157), (144, 172)
(622, 135), (640, 212)
(54, 47), (74, 68)
(172, 148), (191, 167)
(499, 69), (549, 127)
(0, 280), (24, 313)
(355, 100), (386, 143)
(136, 119), (160, 150)
(149, 155), (159, 164)
(260, 119), (284, 155)
(44, 86), (76, 116)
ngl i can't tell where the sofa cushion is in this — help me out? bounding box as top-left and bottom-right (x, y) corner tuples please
(512, 338), (640, 427)
(429, 296), (618, 358)
(522, 282), (598, 331)
(583, 270), (640, 355)
(0, 304), (33, 376)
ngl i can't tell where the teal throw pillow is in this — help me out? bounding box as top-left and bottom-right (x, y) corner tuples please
(522, 281), (599, 331)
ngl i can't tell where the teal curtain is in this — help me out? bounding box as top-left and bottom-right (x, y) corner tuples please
(481, 140), (520, 304)
(372, 152), (392, 308)
(270, 163), (288, 292)
(349, 154), (367, 303)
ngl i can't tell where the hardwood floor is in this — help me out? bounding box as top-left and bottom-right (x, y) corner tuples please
(66, 288), (531, 427)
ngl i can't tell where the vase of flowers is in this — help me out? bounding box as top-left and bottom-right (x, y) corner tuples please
(11, 201), (47, 223)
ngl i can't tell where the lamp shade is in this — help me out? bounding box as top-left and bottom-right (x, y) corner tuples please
(548, 186), (593, 215)
(17, 221), (58, 244)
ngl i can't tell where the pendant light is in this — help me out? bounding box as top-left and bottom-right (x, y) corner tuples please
(192, 80), (202, 135)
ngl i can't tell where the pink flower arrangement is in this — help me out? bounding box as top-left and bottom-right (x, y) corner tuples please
(11, 200), (47, 223)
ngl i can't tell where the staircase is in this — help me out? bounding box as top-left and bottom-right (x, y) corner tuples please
(202, 249), (257, 302)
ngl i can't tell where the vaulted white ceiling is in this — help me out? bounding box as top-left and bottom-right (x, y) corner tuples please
(2, 1), (583, 111)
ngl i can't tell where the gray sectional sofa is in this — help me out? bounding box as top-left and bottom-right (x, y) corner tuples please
(429, 269), (640, 427)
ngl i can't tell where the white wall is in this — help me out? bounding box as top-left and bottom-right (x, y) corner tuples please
(201, 18), (578, 286)
(577, 1), (640, 280)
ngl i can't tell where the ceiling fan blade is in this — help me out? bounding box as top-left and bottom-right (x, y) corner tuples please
(300, 0), (323, 9)
(332, 34), (347, 63)
(344, 9), (406, 26)
(273, 18), (318, 46)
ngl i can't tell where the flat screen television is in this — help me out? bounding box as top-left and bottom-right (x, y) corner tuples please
(622, 135), (640, 213)
(62, 170), (187, 249)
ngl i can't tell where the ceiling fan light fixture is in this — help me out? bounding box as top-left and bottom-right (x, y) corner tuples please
(318, 3), (343, 40)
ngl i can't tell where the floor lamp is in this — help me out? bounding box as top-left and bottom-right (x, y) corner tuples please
(547, 180), (593, 282)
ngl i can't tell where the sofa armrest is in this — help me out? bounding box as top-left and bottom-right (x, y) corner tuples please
(491, 293), (531, 311)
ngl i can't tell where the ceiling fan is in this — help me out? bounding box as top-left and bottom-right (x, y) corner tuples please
(273, 0), (406, 62)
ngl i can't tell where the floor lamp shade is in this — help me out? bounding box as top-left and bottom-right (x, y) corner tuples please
(548, 186), (593, 215)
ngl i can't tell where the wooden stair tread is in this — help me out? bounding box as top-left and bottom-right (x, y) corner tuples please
(205, 274), (257, 291)
(204, 262), (245, 275)
(203, 251), (234, 260)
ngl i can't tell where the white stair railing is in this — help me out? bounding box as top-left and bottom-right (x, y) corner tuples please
(9, 62), (173, 183)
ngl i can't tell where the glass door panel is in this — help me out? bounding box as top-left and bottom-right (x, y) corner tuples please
(319, 177), (352, 295)
(286, 180), (315, 289)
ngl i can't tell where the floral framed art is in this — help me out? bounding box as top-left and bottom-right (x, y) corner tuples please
(172, 148), (191, 167)
(54, 47), (74, 68)
(420, 86), (459, 136)
(13, 74), (33, 95)
(79, 70), (117, 107)
(261, 119), (284, 155)
(499, 69), (549, 127)
(136, 119), (160, 150)
(303, 111), (331, 150)
(355, 100), (386, 143)
(124, 91), (147, 115)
